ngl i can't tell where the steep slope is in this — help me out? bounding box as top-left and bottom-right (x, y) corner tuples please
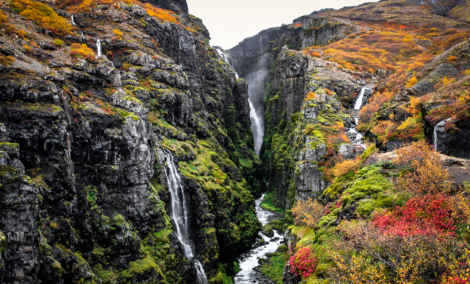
(227, 0), (470, 283)
(0, 0), (262, 283)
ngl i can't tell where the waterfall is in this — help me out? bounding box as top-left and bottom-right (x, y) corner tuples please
(215, 47), (265, 156)
(347, 87), (372, 150)
(96, 39), (102, 58)
(249, 99), (263, 155)
(163, 152), (208, 284)
(354, 87), (367, 110)
(71, 15), (76, 25)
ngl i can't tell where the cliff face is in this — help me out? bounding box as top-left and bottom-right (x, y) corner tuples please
(0, 0), (262, 283)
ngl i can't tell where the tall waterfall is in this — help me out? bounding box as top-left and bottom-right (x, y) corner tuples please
(163, 152), (208, 284)
(96, 39), (102, 58)
(71, 15), (76, 25)
(215, 47), (265, 156)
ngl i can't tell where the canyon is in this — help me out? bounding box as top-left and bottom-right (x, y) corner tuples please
(0, 0), (470, 283)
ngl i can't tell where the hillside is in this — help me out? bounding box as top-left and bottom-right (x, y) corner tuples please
(228, 0), (470, 283)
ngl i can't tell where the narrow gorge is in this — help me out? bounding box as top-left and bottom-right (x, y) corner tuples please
(1, 0), (470, 284)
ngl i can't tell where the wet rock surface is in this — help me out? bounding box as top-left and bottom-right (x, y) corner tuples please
(0, 1), (262, 282)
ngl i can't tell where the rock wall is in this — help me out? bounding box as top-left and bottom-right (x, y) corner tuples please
(261, 47), (367, 210)
(0, 1), (261, 283)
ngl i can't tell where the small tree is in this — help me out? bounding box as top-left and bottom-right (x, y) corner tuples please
(292, 198), (323, 228)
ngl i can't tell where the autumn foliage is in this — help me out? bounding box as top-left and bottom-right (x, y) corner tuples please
(10, 0), (73, 35)
(289, 247), (318, 278)
(70, 43), (96, 61)
(292, 198), (323, 228)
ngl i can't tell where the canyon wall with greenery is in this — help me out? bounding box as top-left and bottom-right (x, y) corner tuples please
(0, 0), (264, 283)
(229, 0), (470, 283)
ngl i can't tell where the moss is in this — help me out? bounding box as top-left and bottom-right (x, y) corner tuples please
(259, 249), (289, 284)
(260, 192), (284, 214)
(121, 257), (162, 279)
(341, 166), (393, 206)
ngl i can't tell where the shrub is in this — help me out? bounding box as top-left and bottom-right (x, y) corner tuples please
(289, 247), (318, 278)
(373, 194), (460, 236)
(70, 43), (96, 61)
(113, 29), (123, 39)
(330, 158), (361, 178)
(10, 0), (73, 35)
(54, 39), (64, 47)
(406, 76), (418, 88)
(0, 55), (15, 66)
(448, 55), (458, 62)
(311, 51), (322, 57)
(305, 91), (316, 101)
(359, 90), (394, 123)
(292, 198), (323, 228)
(393, 141), (452, 195)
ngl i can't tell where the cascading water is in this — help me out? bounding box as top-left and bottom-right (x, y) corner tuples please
(71, 15), (76, 25)
(234, 194), (283, 283)
(96, 39), (102, 58)
(215, 47), (264, 155)
(347, 87), (372, 150)
(249, 99), (264, 156)
(163, 152), (208, 284)
(354, 87), (367, 110)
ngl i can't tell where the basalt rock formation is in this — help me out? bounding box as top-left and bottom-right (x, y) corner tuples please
(0, 0), (262, 283)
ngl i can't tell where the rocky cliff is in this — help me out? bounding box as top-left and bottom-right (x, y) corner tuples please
(0, 0), (263, 283)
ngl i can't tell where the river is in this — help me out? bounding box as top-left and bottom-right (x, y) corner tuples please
(234, 194), (284, 283)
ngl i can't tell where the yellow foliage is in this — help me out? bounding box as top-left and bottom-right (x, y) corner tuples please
(305, 92), (316, 101)
(331, 158), (361, 178)
(292, 198), (323, 228)
(394, 141), (452, 195)
(406, 76), (418, 88)
(113, 29), (123, 39)
(11, 0), (73, 35)
(0, 55), (15, 66)
(70, 43), (96, 61)
(463, 69), (470, 76)
(447, 55), (458, 62)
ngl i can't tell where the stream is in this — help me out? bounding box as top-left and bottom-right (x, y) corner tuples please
(234, 195), (283, 283)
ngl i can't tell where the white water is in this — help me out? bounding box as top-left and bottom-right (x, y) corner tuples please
(249, 100), (264, 156)
(347, 87), (372, 150)
(164, 152), (208, 284)
(354, 87), (367, 110)
(96, 39), (102, 58)
(433, 119), (450, 151)
(216, 47), (265, 156)
(234, 194), (283, 283)
(71, 15), (76, 25)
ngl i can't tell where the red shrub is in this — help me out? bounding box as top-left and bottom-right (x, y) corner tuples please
(373, 194), (461, 237)
(289, 247), (317, 278)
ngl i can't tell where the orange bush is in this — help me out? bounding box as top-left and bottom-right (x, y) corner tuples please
(331, 158), (361, 178)
(406, 76), (418, 88)
(113, 29), (123, 39)
(292, 198), (323, 228)
(359, 90), (394, 123)
(10, 0), (73, 35)
(393, 141), (452, 195)
(305, 91), (316, 101)
(70, 43), (96, 61)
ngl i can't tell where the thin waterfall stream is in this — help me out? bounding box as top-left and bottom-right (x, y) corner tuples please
(347, 86), (373, 150)
(163, 152), (208, 284)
